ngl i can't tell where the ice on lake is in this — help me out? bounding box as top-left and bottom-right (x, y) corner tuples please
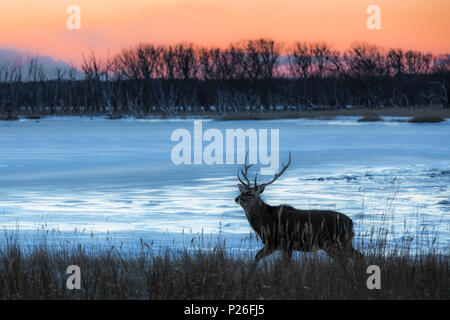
(0, 116), (449, 253)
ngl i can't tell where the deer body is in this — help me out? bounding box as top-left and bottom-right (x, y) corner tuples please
(236, 152), (362, 262)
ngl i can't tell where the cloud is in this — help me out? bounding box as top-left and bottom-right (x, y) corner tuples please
(0, 47), (83, 80)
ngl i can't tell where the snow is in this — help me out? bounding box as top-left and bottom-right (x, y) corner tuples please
(0, 116), (449, 253)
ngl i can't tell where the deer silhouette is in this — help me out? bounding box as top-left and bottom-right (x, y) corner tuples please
(235, 152), (363, 262)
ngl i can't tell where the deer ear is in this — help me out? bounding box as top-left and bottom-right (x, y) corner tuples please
(238, 184), (247, 193)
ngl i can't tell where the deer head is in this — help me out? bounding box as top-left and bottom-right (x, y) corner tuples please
(235, 151), (292, 211)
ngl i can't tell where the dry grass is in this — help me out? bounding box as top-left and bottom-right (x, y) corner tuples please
(357, 114), (383, 122)
(2, 106), (449, 122)
(0, 230), (447, 300)
(216, 107), (450, 121)
(408, 114), (446, 123)
(0, 116), (19, 121)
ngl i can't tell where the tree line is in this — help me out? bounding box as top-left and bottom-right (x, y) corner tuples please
(0, 39), (449, 119)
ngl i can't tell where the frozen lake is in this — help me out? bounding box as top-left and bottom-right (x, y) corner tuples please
(0, 116), (449, 253)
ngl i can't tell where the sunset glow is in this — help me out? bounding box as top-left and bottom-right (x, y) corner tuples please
(1, 0), (449, 63)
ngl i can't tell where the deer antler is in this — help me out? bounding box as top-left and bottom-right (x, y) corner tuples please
(258, 151), (292, 188)
(238, 151), (292, 188)
(237, 151), (252, 187)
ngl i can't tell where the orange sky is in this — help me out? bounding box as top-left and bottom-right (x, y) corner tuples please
(0, 0), (449, 63)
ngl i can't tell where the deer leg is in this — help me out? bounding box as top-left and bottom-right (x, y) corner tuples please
(350, 246), (364, 260)
(323, 244), (347, 263)
(339, 240), (364, 261)
(323, 247), (339, 261)
(282, 250), (292, 259)
(324, 244), (355, 267)
(281, 249), (293, 264)
(254, 246), (275, 262)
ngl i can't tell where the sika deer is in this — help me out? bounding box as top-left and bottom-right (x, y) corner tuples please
(235, 152), (363, 262)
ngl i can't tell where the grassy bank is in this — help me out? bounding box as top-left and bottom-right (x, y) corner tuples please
(0, 233), (448, 300)
(217, 107), (450, 121)
(1, 106), (449, 122)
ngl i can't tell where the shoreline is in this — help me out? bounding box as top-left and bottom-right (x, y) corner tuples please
(1, 106), (450, 122)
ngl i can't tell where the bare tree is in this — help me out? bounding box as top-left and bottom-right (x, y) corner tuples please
(173, 43), (197, 80)
(242, 39), (280, 80)
(289, 42), (313, 78)
(161, 46), (176, 80)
